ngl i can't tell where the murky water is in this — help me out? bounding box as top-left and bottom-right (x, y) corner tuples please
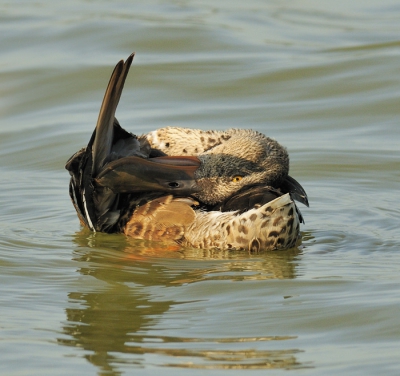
(1, 1), (400, 374)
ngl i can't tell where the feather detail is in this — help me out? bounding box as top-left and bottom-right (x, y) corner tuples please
(124, 196), (197, 242)
(145, 127), (229, 155)
(182, 194), (300, 251)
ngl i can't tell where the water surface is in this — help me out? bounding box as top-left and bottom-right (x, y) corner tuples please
(1, 1), (400, 375)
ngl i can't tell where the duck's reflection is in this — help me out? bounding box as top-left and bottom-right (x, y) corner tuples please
(58, 231), (311, 374)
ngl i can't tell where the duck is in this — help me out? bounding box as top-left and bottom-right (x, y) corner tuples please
(65, 53), (308, 252)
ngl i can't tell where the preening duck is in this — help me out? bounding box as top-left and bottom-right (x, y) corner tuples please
(66, 53), (308, 252)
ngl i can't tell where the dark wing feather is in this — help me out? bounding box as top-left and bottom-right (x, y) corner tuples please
(211, 185), (281, 213)
(66, 53), (200, 233)
(92, 54), (135, 176)
(281, 175), (309, 207)
(66, 53), (137, 232)
(209, 183), (306, 224)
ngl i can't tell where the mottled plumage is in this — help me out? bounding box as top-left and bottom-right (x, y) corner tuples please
(66, 53), (308, 252)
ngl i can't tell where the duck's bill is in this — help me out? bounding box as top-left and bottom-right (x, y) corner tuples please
(282, 175), (309, 207)
(95, 156), (200, 194)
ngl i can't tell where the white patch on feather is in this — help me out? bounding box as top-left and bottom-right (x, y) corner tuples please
(147, 130), (165, 149)
(82, 188), (95, 232)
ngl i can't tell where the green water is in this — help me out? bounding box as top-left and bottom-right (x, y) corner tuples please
(1, 1), (400, 374)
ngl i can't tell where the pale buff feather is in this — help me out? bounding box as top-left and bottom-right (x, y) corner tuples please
(124, 196), (197, 242)
(181, 194), (300, 251)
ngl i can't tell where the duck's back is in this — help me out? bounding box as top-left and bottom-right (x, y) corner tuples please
(144, 127), (231, 156)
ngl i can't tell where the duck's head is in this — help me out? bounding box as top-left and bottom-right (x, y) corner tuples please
(192, 129), (289, 205)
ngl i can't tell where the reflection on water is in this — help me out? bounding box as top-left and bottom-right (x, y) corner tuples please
(2, 0), (400, 374)
(58, 232), (310, 372)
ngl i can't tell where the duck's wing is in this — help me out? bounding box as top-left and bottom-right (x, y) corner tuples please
(209, 180), (307, 225)
(92, 53), (136, 176)
(210, 185), (282, 213)
(65, 54), (137, 232)
(65, 53), (200, 233)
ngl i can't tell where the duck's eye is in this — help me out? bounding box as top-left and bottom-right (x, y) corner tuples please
(232, 176), (243, 183)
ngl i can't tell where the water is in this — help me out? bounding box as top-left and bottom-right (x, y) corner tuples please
(1, 1), (400, 374)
